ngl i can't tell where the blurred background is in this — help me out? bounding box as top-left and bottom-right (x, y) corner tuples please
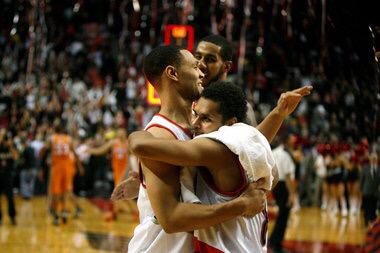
(0, 0), (379, 252)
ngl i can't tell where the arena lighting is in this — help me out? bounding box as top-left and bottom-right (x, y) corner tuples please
(147, 84), (161, 106)
(164, 25), (194, 51)
(146, 24), (194, 106)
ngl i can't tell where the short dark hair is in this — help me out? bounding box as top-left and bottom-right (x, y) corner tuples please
(143, 45), (183, 86)
(201, 81), (247, 122)
(200, 35), (233, 61)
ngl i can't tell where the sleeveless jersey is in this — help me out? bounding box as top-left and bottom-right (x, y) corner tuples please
(51, 134), (71, 164)
(111, 139), (128, 170)
(128, 114), (197, 253)
(194, 169), (268, 253)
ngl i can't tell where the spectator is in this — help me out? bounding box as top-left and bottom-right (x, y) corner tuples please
(360, 152), (380, 226)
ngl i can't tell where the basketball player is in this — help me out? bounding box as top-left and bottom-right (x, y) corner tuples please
(88, 128), (129, 186)
(42, 124), (83, 225)
(87, 128), (129, 220)
(66, 149), (83, 218)
(114, 35), (299, 199)
(128, 81), (311, 252)
(127, 46), (267, 253)
(195, 35), (257, 126)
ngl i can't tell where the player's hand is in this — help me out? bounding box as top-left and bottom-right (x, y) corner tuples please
(250, 178), (268, 190)
(287, 193), (296, 208)
(111, 174), (140, 200)
(275, 86), (313, 117)
(239, 184), (266, 216)
(84, 148), (93, 155)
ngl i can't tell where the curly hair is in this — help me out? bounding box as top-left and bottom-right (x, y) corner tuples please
(201, 80), (247, 122)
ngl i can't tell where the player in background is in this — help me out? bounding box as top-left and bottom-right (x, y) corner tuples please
(41, 124), (83, 225)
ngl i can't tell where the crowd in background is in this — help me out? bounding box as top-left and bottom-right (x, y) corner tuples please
(0, 0), (379, 225)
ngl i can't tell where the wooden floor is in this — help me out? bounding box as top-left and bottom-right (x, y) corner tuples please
(0, 196), (367, 253)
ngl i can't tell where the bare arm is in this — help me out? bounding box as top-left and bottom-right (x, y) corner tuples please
(257, 86), (312, 143)
(88, 140), (113, 156)
(70, 142), (84, 175)
(129, 131), (228, 168)
(285, 174), (297, 207)
(142, 127), (265, 233)
(271, 165), (279, 189)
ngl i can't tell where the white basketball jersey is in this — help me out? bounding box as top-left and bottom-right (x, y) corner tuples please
(128, 114), (196, 253)
(194, 169), (268, 253)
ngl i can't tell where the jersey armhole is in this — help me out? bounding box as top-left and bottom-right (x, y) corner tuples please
(139, 124), (179, 188)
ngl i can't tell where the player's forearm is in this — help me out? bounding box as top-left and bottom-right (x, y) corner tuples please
(256, 107), (285, 143)
(130, 132), (203, 167)
(285, 175), (296, 195)
(271, 166), (279, 189)
(129, 133), (165, 158)
(88, 145), (110, 155)
(160, 198), (247, 233)
(129, 131), (155, 155)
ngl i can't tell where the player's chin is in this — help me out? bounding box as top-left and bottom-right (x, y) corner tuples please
(192, 88), (202, 100)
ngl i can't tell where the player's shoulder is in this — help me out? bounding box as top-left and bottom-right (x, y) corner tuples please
(146, 126), (177, 139)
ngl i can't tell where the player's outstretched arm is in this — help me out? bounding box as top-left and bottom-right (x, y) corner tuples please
(87, 140), (113, 156)
(257, 86), (312, 143)
(129, 130), (227, 168)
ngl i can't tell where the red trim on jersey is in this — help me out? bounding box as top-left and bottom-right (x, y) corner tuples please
(200, 156), (248, 197)
(193, 237), (224, 253)
(260, 209), (268, 246)
(138, 161), (146, 189)
(139, 123), (180, 188)
(155, 114), (193, 139)
(192, 101), (197, 110)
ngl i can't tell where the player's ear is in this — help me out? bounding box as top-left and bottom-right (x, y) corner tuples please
(165, 65), (179, 81)
(223, 61), (232, 73)
(225, 117), (237, 126)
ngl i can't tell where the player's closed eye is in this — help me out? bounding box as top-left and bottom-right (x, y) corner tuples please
(202, 117), (211, 123)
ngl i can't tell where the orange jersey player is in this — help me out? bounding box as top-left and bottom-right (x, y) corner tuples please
(50, 133), (72, 196)
(111, 137), (128, 185)
(88, 128), (129, 185)
(87, 128), (129, 220)
(41, 125), (83, 225)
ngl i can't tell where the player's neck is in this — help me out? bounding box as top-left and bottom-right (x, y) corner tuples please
(219, 73), (227, 81)
(159, 94), (192, 127)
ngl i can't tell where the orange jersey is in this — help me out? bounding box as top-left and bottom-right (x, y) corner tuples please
(51, 134), (71, 165)
(66, 152), (76, 191)
(112, 139), (128, 184)
(50, 134), (72, 194)
(112, 139), (128, 170)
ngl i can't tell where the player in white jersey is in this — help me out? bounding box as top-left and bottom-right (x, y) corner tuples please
(127, 46), (268, 253)
(129, 81), (312, 252)
(128, 114), (196, 252)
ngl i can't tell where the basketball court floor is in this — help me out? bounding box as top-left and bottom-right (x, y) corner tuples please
(0, 196), (366, 253)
